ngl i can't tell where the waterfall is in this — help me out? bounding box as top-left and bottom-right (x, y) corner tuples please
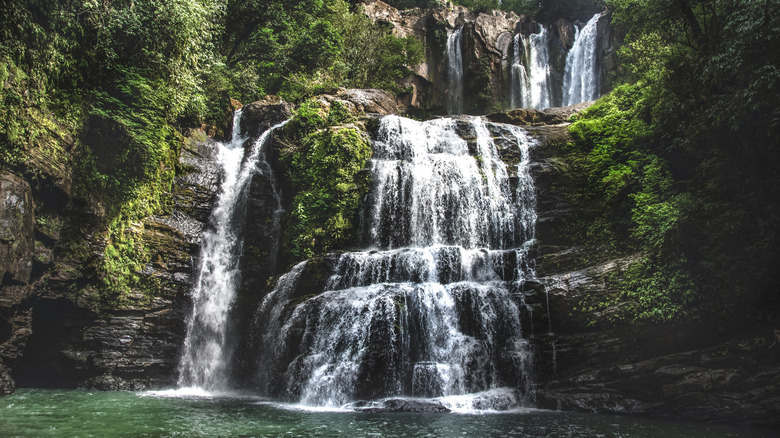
(562, 13), (602, 106)
(255, 116), (538, 409)
(446, 27), (464, 114)
(511, 27), (553, 110)
(511, 33), (530, 109)
(177, 112), (287, 392)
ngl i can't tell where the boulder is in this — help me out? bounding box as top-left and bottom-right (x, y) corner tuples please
(0, 367), (13, 395)
(333, 89), (401, 116)
(353, 398), (451, 413)
(240, 96), (294, 138)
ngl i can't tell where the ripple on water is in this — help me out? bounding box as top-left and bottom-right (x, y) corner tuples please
(0, 389), (771, 438)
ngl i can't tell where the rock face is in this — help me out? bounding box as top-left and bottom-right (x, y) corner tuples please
(0, 174), (34, 288)
(0, 131), (221, 393)
(363, 1), (620, 113)
(0, 174), (35, 395)
(240, 96), (295, 138)
(495, 106), (780, 429)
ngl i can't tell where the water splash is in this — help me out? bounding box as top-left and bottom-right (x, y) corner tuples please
(562, 13), (602, 106)
(178, 113), (288, 392)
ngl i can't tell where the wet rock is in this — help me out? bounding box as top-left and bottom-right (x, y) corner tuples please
(553, 18), (576, 50)
(354, 398), (451, 413)
(240, 96), (294, 138)
(83, 374), (150, 391)
(0, 367), (14, 395)
(0, 174), (35, 288)
(486, 102), (594, 127)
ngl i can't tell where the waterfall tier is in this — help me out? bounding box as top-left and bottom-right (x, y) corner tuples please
(254, 116), (538, 410)
(563, 13), (602, 106)
(178, 113), (287, 391)
(509, 13), (604, 110)
(511, 27), (553, 110)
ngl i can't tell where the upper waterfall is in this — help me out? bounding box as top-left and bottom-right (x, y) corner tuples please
(562, 13), (602, 106)
(446, 27), (465, 114)
(177, 112), (287, 392)
(511, 27), (553, 110)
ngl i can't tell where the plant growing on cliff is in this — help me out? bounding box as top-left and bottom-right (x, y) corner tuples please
(569, 83), (698, 323)
(279, 102), (372, 262)
(571, 0), (780, 324)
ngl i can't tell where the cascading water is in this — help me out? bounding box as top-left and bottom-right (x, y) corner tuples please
(511, 33), (531, 109)
(562, 13), (602, 106)
(446, 27), (464, 114)
(511, 27), (553, 110)
(255, 115), (538, 410)
(177, 112), (287, 392)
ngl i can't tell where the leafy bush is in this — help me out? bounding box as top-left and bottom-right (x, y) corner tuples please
(569, 83), (694, 323)
(279, 102), (372, 261)
(571, 0), (780, 325)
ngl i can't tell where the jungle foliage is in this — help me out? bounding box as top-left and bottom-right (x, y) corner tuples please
(0, 0), (421, 307)
(569, 0), (780, 324)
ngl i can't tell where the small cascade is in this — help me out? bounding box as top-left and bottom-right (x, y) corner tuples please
(511, 33), (531, 109)
(255, 116), (538, 409)
(177, 113), (287, 392)
(511, 27), (553, 110)
(562, 13), (602, 106)
(446, 27), (464, 114)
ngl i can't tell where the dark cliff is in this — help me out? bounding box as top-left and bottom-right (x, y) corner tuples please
(0, 129), (221, 393)
(488, 106), (780, 429)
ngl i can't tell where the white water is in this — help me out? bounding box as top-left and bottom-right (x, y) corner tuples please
(447, 27), (464, 114)
(178, 113), (287, 392)
(256, 116), (538, 409)
(562, 13), (602, 106)
(511, 27), (553, 110)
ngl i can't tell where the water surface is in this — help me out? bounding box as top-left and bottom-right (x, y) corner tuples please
(0, 389), (771, 437)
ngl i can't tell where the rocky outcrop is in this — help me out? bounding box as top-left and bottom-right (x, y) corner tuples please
(487, 101), (593, 126)
(240, 96), (295, 138)
(498, 106), (780, 429)
(0, 174), (34, 289)
(1, 131), (221, 393)
(317, 88), (401, 116)
(0, 174), (36, 395)
(535, 329), (780, 428)
(364, 1), (620, 113)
